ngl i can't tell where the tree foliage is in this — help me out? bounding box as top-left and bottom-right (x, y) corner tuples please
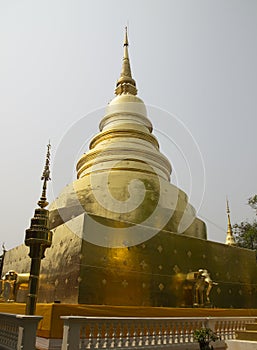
(193, 328), (219, 350)
(248, 195), (257, 211)
(233, 195), (257, 250)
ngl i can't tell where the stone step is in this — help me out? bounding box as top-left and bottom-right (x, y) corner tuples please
(226, 339), (257, 350)
(246, 323), (257, 331)
(237, 330), (257, 341)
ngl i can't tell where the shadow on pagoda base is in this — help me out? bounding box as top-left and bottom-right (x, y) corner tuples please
(2, 213), (257, 308)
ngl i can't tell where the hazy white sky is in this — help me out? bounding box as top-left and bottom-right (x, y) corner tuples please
(0, 0), (256, 249)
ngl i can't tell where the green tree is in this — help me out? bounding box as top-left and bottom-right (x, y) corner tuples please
(248, 195), (257, 211)
(233, 195), (257, 250)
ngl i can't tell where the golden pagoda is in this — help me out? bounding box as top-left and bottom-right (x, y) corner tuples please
(2, 29), (257, 310)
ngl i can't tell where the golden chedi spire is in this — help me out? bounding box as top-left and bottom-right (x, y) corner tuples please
(76, 28), (171, 182)
(115, 27), (137, 96)
(225, 198), (236, 246)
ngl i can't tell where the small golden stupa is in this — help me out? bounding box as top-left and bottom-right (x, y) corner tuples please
(225, 199), (236, 246)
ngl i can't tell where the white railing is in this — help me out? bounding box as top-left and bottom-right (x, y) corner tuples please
(60, 316), (256, 350)
(0, 312), (42, 350)
(205, 317), (255, 340)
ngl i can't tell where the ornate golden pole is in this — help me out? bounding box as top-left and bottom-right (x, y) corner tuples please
(25, 143), (52, 315)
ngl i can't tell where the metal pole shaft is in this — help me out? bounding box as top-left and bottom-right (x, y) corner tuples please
(25, 247), (42, 315)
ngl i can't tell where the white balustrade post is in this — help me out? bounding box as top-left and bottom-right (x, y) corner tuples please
(61, 317), (81, 350)
(144, 321), (150, 346)
(228, 320), (233, 339)
(16, 315), (42, 350)
(206, 317), (216, 331)
(96, 321), (103, 349)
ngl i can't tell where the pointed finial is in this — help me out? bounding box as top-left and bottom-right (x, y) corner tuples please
(0, 242), (7, 254)
(38, 142), (51, 209)
(226, 197), (230, 214)
(1, 243), (6, 254)
(115, 27), (137, 95)
(225, 197), (236, 246)
(124, 26), (129, 47)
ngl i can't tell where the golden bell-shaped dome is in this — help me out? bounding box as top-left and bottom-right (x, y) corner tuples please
(76, 92), (172, 181)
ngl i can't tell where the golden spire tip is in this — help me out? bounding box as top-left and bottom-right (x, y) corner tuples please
(226, 197), (230, 214)
(115, 27), (137, 96)
(124, 26), (128, 46)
